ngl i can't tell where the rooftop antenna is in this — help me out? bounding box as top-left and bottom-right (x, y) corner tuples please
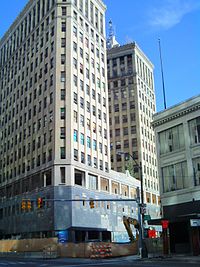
(107, 20), (119, 49)
(158, 38), (167, 110)
(108, 20), (114, 40)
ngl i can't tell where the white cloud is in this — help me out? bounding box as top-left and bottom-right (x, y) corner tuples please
(148, 0), (200, 30)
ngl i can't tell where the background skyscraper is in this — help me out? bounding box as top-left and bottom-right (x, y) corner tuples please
(107, 34), (160, 218)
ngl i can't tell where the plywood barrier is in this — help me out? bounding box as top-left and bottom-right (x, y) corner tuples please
(58, 241), (138, 258)
(0, 238), (57, 253)
(0, 239), (139, 258)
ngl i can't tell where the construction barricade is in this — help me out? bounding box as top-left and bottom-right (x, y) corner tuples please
(90, 243), (112, 259)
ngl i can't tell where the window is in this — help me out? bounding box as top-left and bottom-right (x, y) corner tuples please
(73, 26), (77, 37)
(193, 157), (200, 186)
(114, 104), (119, 112)
(124, 140), (129, 148)
(80, 133), (84, 145)
(73, 58), (77, 69)
(74, 130), (78, 142)
(88, 174), (98, 190)
(80, 63), (83, 74)
(61, 22), (66, 32)
(60, 71), (65, 82)
(80, 80), (84, 91)
(73, 75), (77, 86)
(80, 97), (84, 108)
(60, 127), (65, 139)
(80, 114), (84, 126)
(132, 138), (137, 147)
(87, 155), (92, 166)
(74, 111), (78, 122)
(62, 7), (66, 16)
(87, 136), (91, 148)
(162, 161), (189, 193)
(93, 140), (97, 150)
(189, 116), (200, 144)
(87, 119), (90, 130)
(123, 127), (128, 136)
(73, 41), (77, 52)
(130, 113), (135, 122)
(99, 142), (102, 153)
(60, 108), (65, 119)
(61, 89), (65, 100)
(61, 38), (66, 47)
(93, 157), (97, 168)
(60, 147), (66, 159)
(81, 152), (85, 163)
(115, 129), (120, 136)
(61, 54), (65, 64)
(122, 102), (127, 110)
(131, 126), (136, 134)
(79, 32), (83, 42)
(159, 124), (185, 154)
(73, 92), (77, 104)
(74, 149), (78, 161)
(122, 115), (128, 123)
(60, 167), (65, 184)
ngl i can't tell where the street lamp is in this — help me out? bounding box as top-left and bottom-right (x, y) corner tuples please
(117, 151), (147, 258)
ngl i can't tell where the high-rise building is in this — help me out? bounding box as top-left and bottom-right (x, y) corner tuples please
(152, 95), (200, 255)
(107, 41), (160, 218)
(0, 0), (140, 242)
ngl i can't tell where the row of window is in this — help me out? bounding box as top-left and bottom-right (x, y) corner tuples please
(136, 56), (153, 89)
(1, 128), (52, 155)
(72, 0), (104, 34)
(0, 0), (55, 68)
(0, 150), (52, 183)
(0, 41), (54, 107)
(159, 117), (200, 155)
(73, 94), (106, 114)
(73, 130), (108, 154)
(110, 126), (137, 137)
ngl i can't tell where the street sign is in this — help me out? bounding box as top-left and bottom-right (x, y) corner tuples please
(144, 215), (151, 221)
(58, 230), (68, 243)
(190, 219), (200, 227)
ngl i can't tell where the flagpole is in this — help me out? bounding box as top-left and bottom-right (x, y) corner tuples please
(158, 38), (167, 109)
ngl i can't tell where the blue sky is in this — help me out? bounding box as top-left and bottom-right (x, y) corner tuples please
(0, 0), (199, 111)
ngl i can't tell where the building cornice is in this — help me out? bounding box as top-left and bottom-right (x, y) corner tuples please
(0, 0), (33, 47)
(152, 95), (200, 128)
(107, 42), (154, 69)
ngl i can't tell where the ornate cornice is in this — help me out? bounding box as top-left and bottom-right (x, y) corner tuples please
(152, 97), (200, 128)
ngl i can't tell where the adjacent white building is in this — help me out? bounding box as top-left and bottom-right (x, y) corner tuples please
(152, 95), (200, 255)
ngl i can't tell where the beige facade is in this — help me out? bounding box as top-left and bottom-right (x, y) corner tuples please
(107, 43), (160, 210)
(0, 0), (112, 191)
(0, 1), (143, 240)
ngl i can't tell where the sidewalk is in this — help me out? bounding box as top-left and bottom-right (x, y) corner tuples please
(146, 253), (200, 263)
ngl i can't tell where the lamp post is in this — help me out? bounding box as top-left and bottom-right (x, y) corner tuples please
(117, 151), (147, 258)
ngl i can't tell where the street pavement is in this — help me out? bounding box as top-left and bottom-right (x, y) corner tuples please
(0, 255), (200, 267)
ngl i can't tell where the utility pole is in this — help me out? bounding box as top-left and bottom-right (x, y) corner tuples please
(118, 151), (148, 258)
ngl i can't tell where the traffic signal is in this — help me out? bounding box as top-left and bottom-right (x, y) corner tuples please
(89, 200), (95, 209)
(37, 197), (43, 209)
(21, 199), (26, 210)
(27, 199), (31, 210)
